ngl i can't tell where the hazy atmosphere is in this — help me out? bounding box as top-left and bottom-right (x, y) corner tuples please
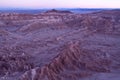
(0, 0), (120, 9)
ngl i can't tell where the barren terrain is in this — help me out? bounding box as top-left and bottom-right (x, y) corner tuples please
(0, 9), (120, 80)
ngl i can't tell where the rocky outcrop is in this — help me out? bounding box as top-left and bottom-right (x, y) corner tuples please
(20, 42), (111, 80)
(19, 19), (67, 32)
(65, 14), (120, 34)
(0, 10), (119, 35)
(0, 9), (120, 80)
(0, 47), (33, 76)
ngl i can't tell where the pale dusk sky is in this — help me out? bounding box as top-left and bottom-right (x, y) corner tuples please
(0, 0), (120, 9)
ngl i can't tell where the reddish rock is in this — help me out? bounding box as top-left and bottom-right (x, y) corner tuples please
(20, 42), (111, 80)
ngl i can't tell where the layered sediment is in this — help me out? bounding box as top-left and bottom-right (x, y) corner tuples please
(20, 42), (111, 80)
(0, 9), (120, 80)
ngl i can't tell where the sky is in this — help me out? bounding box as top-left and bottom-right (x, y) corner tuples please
(0, 0), (120, 9)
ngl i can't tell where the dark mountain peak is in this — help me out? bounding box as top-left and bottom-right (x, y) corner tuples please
(45, 9), (72, 13)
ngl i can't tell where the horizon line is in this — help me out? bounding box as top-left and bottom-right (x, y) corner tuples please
(0, 7), (120, 10)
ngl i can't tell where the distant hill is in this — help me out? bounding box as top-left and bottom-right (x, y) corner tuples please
(0, 8), (115, 14)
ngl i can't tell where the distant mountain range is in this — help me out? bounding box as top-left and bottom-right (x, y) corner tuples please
(0, 8), (119, 14)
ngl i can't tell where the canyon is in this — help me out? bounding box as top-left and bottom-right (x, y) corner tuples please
(0, 9), (120, 80)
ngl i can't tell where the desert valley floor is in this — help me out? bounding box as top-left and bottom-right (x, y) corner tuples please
(0, 9), (120, 80)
